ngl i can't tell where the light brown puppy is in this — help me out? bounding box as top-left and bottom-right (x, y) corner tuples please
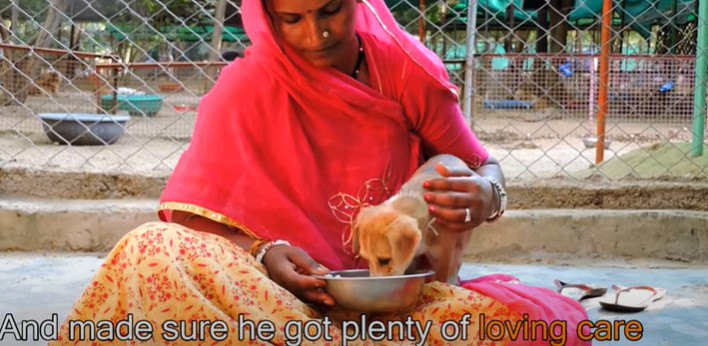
(352, 154), (474, 284)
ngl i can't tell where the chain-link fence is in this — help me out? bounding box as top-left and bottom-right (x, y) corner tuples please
(0, 0), (706, 181)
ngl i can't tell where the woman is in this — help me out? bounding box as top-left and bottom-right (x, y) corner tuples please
(53, 0), (588, 344)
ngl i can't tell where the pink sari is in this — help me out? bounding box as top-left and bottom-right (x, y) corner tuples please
(158, 1), (589, 344)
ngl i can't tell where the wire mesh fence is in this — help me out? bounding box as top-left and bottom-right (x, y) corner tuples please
(0, 0), (705, 181)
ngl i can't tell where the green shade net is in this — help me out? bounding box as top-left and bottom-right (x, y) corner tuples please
(106, 24), (248, 42)
(106, 1), (694, 45)
(162, 26), (248, 42)
(388, 0), (696, 38)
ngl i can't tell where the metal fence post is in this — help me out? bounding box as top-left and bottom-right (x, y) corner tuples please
(463, 0), (478, 126)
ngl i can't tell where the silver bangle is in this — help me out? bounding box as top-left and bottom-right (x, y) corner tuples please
(485, 177), (507, 222)
(255, 240), (291, 263)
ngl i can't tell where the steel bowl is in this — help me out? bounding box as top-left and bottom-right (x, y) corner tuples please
(314, 269), (434, 313)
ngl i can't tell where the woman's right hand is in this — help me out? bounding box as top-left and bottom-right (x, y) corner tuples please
(262, 245), (335, 307)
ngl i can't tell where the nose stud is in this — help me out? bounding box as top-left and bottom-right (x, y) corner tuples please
(322, 30), (330, 39)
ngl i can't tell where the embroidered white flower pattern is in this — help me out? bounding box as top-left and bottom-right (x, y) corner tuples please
(327, 167), (393, 254)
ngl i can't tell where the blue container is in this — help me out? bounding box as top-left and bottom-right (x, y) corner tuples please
(100, 94), (163, 117)
(483, 100), (535, 110)
(659, 82), (673, 93)
(38, 113), (129, 146)
(559, 63), (574, 78)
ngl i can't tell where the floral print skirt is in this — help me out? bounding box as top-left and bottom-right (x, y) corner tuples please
(51, 222), (519, 345)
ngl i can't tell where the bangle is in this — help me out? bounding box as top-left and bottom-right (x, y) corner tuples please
(248, 239), (267, 257)
(255, 240), (291, 263)
(485, 177), (507, 223)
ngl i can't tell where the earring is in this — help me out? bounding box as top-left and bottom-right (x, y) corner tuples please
(322, 31), (330, 39)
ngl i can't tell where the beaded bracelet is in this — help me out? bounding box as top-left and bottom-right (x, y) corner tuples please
(255, 240), (291, 263)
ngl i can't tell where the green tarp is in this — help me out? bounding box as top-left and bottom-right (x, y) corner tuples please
(162, 26), (248, 42)
(106, 1), (695, 43)
(387, 0), (696, 38)
(483, 0), (694, 37)
(106, 24), (248, 43)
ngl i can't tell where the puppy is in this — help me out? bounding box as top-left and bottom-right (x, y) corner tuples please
(352, 154), (474, 284)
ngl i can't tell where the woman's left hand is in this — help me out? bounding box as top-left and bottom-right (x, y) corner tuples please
(423, 163), (495, 231)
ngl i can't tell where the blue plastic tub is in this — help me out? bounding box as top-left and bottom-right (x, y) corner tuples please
(100, 94), (163, 117)
(483, 100), (535, 110)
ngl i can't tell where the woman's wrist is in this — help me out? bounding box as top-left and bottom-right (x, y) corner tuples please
(254, 240), (292, 263)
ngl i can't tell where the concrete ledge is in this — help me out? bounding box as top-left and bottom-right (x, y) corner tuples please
(2, 199), (707, 262)
(0, 198), (158, 251)
(469, 209), (708, 263)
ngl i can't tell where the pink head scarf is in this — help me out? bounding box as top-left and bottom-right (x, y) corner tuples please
(240, 0), (459, 98)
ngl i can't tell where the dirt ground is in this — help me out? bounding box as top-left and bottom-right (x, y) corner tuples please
(1, 103), (699, 173)
(0, 126), (651, 179)
(1, 91), (706, 201)
(0, 89), (200, 140)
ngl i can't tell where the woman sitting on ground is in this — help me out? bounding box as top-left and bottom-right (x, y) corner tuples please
(54, 0), (588, 344)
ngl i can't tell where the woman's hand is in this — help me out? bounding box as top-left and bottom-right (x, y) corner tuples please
(262, 245), (336, 307)
(423, 162), (497, 231)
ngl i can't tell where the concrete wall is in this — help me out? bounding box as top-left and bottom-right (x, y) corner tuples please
(470, 209), (708, 263)
(0, 198), (157, 251)
(2, 198), (706, 262)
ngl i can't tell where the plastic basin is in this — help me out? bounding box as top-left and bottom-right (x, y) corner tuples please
(100, 94), (163, 117)
(38, 113), (129, 146)
(483, 99), (535, 110)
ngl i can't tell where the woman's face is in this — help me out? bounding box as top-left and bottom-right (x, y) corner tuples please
(266, 0), (358, 70)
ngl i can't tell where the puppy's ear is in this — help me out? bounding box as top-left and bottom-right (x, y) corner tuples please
(387, 216), (422, 272)
(352, 223), (360, 255)
(352, 207), (373, 255)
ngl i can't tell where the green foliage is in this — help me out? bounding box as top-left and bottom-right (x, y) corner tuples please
(0, 0), (55, 42)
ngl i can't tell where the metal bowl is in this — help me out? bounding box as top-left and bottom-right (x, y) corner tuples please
(38, 113), (129, 146)
(314, 269), (434, 313)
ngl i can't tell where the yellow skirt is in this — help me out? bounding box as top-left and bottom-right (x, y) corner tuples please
(52, 222), (518, 345)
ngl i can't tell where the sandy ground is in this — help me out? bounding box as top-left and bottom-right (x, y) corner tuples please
(0, 91), (704, 180)
(1, 89), (201, 140)
(0, 130), (647, 179)
(0, 126), (690, 180)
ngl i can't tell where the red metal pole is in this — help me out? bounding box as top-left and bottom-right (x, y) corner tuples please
(596, 0), (612, 163)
